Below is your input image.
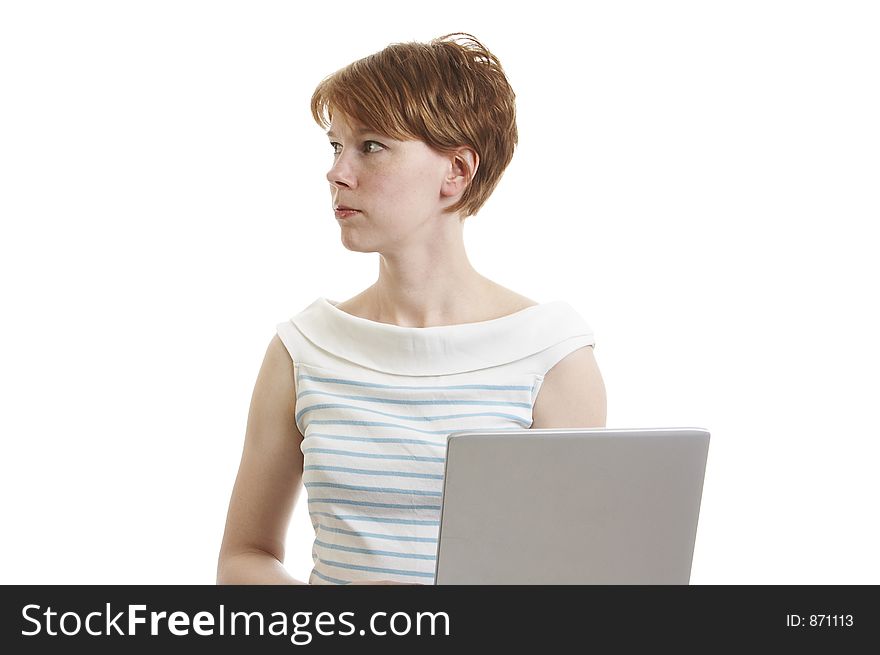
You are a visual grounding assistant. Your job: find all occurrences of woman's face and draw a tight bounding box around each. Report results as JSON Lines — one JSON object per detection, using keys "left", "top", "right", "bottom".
{"left": 325, "top": 112, "right": 454, "bottom": 255}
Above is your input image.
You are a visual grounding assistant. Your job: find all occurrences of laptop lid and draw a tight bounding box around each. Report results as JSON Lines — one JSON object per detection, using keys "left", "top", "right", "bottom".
{"left": 434, "top": 427, "right": 710, "bottom": 584}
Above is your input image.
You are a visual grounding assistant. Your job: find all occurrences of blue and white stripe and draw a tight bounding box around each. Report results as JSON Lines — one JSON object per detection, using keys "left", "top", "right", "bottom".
{"left": 296, "top": 363, "right": 536, "bottom": 585}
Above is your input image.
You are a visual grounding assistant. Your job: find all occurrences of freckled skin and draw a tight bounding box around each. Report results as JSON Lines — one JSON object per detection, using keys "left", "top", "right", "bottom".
{"left": 326, "top": 113, "right": 455, "bottom": 257}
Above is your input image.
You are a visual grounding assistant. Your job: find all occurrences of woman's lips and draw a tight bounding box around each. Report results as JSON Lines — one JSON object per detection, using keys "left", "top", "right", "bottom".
{"left": 334, "top": 208, "right": 360, "bottom": 218}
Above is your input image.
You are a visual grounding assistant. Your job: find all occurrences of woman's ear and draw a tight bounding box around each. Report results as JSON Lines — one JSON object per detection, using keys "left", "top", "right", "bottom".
{"left": 441, "top": 146, "right": 479, "bottom": 198}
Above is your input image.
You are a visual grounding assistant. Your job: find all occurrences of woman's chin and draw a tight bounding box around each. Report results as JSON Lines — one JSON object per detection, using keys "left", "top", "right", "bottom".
{"left": 339, "top": 234, "right": 376, "bottom": 254}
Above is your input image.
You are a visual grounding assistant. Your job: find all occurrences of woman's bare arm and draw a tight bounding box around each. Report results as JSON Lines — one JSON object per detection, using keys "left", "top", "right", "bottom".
{"left": 531, "top": 345, "right": 607, "bottom": 429}
{"left": 216, "top": 334, "right": 307, "bottom": 584}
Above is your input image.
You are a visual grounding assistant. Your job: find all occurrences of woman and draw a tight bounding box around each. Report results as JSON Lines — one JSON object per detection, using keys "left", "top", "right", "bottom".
{"left": 216, "top": 33, "right": 606, "bottom": 585}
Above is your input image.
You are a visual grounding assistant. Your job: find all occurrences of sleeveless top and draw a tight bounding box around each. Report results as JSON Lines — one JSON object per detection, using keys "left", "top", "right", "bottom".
{"left": 276, "top": 297, "right": 595, "bottom": 584}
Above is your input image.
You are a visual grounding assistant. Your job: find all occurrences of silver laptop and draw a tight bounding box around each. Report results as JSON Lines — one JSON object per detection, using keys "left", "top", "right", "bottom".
{"left": 434, "top": 427, "right": 710, "bottom": 585}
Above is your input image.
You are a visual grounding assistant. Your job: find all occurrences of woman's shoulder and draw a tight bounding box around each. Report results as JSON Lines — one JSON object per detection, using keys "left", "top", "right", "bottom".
{"left": 485, "top": 284, "right": 539, "bottom": 317}
{"left": 331, "top": 288, "right": 373, "bottom": 320}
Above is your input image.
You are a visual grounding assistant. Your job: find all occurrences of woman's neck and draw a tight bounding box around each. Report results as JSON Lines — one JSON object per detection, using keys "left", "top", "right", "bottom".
{"left": 368, "top": 252, "right": 493, "bottom": 327}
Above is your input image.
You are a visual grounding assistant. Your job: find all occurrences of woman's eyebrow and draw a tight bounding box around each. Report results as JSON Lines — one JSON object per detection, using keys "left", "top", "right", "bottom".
{"left": 326, "top": 128, "right": 371, "bottom": 138}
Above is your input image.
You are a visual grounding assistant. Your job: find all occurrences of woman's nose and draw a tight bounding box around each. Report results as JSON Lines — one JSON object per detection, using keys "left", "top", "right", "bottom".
{"left": 326, "top": 151, "right": 356, "bottom": 188}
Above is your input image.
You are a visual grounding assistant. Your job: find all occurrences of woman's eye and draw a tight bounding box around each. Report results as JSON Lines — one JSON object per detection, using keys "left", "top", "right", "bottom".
{"left": 329, "top": 140, "right": 384, "bottom": 155}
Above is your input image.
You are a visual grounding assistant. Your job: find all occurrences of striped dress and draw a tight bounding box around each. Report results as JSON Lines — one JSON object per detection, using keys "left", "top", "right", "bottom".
{"left": 276, "top": 297, "right": 595, "bottom": 584}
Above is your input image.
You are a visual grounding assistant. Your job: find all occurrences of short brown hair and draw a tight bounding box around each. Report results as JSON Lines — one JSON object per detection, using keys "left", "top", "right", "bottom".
{"left": 311, "top": 33, "right": 518, "bottom": 218}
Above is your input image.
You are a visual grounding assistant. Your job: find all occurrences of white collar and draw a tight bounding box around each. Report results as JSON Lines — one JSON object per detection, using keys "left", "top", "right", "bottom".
{"left": 287, "top": 297, "right": 593, "bottom": 376}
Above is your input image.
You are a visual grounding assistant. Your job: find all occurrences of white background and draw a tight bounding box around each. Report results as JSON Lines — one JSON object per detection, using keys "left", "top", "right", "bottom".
{"left": 1, "top": 1, "right": 877, "bottom": 584}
